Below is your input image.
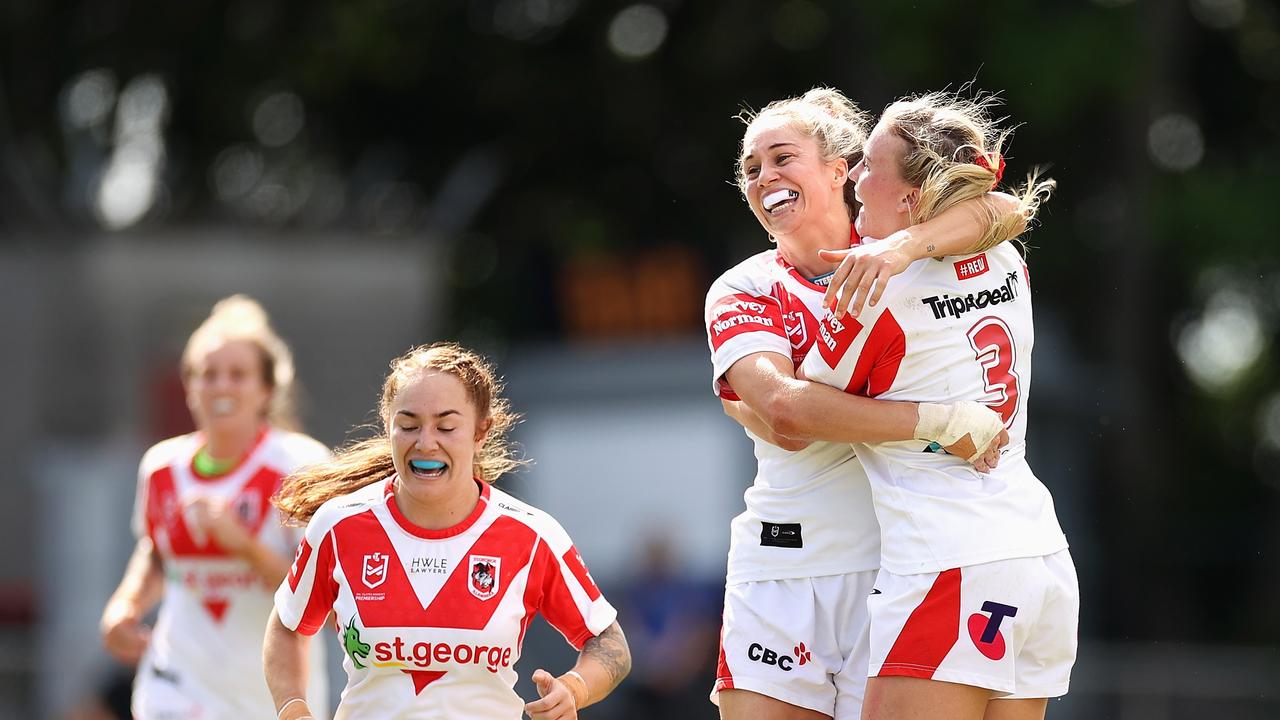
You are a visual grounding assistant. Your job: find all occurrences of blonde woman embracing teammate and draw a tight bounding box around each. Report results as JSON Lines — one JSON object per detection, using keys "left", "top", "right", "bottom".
{"left": 705, "top": 87, "right": 1029, "bottom": 720}
{"left": 800, "top": 93, "right": 1076, "bottom": 720}
{"left": 265, "top": 342, "right": 630, "bottom": 720}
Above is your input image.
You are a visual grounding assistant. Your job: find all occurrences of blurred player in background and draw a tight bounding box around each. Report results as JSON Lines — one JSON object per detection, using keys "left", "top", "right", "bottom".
{"left": 705, "top": 87, "right": 1027, "bottom": 720}
{"left": 800, "top": 93, "right": 1076, "bottom": 720}
{"left": 265, "top": 342, "right": 630, "bottom": 720}
{"left": 99, "top": 295, "right": 330, "bottom": 719}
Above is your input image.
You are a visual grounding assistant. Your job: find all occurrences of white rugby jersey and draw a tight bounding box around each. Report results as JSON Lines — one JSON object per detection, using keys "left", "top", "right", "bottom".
{"left": 705, "top": 246, "right": 881, "bottom": 585}
{"left": 276, "top": 478, "right": 617, "bottom": 720}
{"left": 131, "top": 428, "right": 330, "bottom": 719}
{"left": 800, "top": 244, "right": 1068, "bottom": 575}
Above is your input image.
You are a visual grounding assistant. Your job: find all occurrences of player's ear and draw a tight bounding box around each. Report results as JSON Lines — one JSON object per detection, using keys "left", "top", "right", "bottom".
{"left": 475, "top": 417, "right": 492, "bottom": 446}
{"left": 830, "top": 157, "right": 849, "bottom": 188}
{"left": 901, "top": 186, "right": 920, "bottom": 213}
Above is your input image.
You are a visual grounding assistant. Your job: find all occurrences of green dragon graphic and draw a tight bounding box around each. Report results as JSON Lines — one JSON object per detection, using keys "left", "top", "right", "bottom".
{"left": 343, "top": 615, "right": 371, "bottom": 669}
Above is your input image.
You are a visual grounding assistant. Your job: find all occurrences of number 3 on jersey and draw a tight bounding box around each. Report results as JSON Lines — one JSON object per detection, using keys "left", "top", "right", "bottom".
{"left": 967, "top": 317, "right": 1020, "bottom": 426}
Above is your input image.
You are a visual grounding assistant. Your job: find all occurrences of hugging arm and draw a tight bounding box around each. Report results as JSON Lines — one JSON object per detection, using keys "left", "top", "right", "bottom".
{"left": 823, "top": 192, "right": 1026, "bottom": 317}
{"left": 722, "top": 351, "right": 1005, "bottom": 468}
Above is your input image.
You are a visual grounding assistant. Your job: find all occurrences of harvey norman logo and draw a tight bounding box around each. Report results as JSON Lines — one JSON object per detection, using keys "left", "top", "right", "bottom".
{"left": 711, "top": 299, "right": 774, "bottom": 336}
{"left": 921, "top": 271, "right": 1020, "bottom": 321}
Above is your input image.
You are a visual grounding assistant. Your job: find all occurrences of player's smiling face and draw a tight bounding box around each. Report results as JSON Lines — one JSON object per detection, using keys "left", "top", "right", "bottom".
{"left": 388, "top": 370, "right": 490, "bottom": 506}
{"left": 186, "top": 338, "right": 272, "bottom": 435}
{"left": 740, "top": 116, "right": 848, "bottom": 241}
{"left": 852, "top": 123, "right": 918, "bottom": 240}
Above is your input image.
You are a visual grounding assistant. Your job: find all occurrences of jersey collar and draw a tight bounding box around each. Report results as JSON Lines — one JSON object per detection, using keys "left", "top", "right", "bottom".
{"left": 383, "top": 477, "right": 491, "bottom": 540}
{"left": 189, "top": 425, "right": 271, "bottom": 481}
{"left": 774, "top": 224, "right": 860, "bottom": 292}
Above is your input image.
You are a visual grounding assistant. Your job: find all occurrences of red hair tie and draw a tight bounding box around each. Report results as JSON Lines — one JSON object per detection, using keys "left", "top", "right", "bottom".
{"left": 974, "top": 152, "right": 1005, "bottom": 188}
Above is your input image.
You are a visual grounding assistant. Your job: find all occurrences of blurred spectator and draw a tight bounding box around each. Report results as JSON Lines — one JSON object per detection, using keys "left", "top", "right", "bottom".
{"left": 615, "top": 533, "right": 721, "bottom": 719}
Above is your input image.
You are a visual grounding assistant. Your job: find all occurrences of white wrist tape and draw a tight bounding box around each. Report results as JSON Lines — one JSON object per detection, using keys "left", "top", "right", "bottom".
{"left": 560, "top": 670, "right": 589, "bottom": 708}
{"left": 915, "top": 401, "right": 1003, "bottom": 462}
{"left": 277, "top": 698, "right": 313, "bottom": 720}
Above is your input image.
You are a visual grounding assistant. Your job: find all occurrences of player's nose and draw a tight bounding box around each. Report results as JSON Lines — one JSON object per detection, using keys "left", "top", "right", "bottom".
{"left": 412, "top": 428, "right": 439, "bottom": 451}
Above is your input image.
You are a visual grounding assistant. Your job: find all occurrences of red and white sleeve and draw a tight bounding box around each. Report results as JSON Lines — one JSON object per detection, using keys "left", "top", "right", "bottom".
{"left": 274, "top": 519, "right": 338, "bottom": 635}
{"left": 705, "top": 282, "right": 790, "bottom": 400}
{"left": 532, "top": 528, "right": 617, "bottom": 650}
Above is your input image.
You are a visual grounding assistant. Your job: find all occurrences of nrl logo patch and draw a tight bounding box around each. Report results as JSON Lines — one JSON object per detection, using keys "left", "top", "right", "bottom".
{"left": 233, "top": 493, "right": 261, "bottom": 524}
{"left": 469, "top": 554, "right": 500, "bottom": 600}
{"left": 362, "top": 552, "right": 389, "bottom": 589}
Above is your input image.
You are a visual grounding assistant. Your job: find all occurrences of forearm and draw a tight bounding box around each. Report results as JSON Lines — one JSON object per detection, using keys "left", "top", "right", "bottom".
{"left": 563, "top": 621, "right": 630, "bottom": 709}
{"left": 900, "top": 192, "right": 1024, "bottom": 259}
{"left": 722, "top": 399, "right": 807, "bottom": 451}
{"left": 264, "top": 610, "right": 312, "bottom": 717}
{"left": 767, "top": 379, "right": 919, "bottom": 444}
{"left": 726, "top": 353, "right": 919, "bottom": 444}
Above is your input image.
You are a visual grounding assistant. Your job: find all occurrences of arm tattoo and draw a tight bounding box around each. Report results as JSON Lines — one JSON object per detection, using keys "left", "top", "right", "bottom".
{"left": 582, "top": 621, "right": 631, "bottom": 692}
{"left": 926, "top": 243, "right": 936, "bottom": 254}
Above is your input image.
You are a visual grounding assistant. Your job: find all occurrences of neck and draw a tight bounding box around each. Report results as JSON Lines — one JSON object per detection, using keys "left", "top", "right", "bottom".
{"left": 776, "top": 212, "right": 852, "bottom": 278}
{"left": 394, "top": 476, "right": 481, "bottom": 530}
{"left": 203, "top": 422, "right": 264, "bottom": 462}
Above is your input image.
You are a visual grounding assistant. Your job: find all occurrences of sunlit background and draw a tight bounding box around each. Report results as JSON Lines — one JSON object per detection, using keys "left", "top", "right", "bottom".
{"left": 2, "top": 0, "right": 1279, "bottom": 718}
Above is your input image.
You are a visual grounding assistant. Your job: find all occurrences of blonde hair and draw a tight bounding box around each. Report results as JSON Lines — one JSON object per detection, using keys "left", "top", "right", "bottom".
{"left": 737, "top": 87, "right": 870, "bottom": 217}
{"left": 182, "top": 294, "right": 299, "bottom": 430}
{"left": 274, "top": 342, "right": 526, "bottom": 524}
{"left": 879, "top": 92, "right": 1055, "bottom": 252}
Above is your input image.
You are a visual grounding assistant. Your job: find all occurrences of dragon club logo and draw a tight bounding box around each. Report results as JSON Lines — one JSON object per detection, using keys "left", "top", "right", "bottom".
{"left": 343, "top": 616, "right": 371, "bottom": 669}
{"left": 468, "top": 554, "right": 500, "bottom": 600}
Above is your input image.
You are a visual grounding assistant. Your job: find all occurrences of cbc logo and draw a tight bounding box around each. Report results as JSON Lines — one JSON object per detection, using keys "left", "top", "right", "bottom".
{"left": 746, "top": 642, "right": 796, "bottom": 671}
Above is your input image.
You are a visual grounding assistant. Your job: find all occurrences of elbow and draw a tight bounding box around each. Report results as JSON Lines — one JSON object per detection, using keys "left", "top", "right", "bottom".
{"left": 580, "top": 619, "right": 631, "bottom": 700}
{"left": 719, "top": 399, "right": 738, "bottom": 419}
{"left": 761, "top": 397, "right": 806, "bottom": 439}
{"left": 619, "top": 651, "right": 633, "bottom": 684}
{"left": 609, "top": 620, "right": 634, "bottom": 682}
{"left": 615, "top": 631, "right": 633, "bottom": 683}
{"left": 991, "top": 191, "right": 1028, "bottom": 233}
{"left": 772, "top": 435, "right": 810, "bottom": 453}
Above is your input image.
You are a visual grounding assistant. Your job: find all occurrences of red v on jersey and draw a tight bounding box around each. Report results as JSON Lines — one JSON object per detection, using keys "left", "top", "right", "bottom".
{"left": 145, "top": 467, "right": 205, "bottom": 555}
{"left": 202, "top": 599, "right": 230, "bottom": 622}
{"left": 403, "top": 669, "right": 447, "bottom": 694}
{"left": 276, "top": 480, "right": 618, "bottom": 717}
{"left": 815, "top": 312, "right": 863, "bottom": 370}
{"left": 332, "top": 511, "right": 537, "bottom": 629}
{"left": 843, "top": 310, "right": 906, "bottom": 397}
{"left": 770, "top": 281, "right": 822, "bottom": 368}
{"left": 144, "top": 465, "right": 281, "bottom": 557}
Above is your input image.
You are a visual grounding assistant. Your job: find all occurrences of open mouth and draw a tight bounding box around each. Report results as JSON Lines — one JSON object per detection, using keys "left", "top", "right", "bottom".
{"left": 409, "top": 459, "right": 448, "bottom": 479}
{"left": 763, "top": 189, "right": 798, "bottom": 214}
{"left": 209, "top": 397, "right": 236, "bottom": 416}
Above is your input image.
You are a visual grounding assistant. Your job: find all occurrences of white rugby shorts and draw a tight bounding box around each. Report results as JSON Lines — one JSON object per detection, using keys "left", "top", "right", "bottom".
{"left": 713, "top": 571, "right": 877, "bottom": 719}
{"left": 868, "top": 549, "right": 1078, "bottom": 698}
{"left": 132, "top": 661, "right": 207, "bottom": 720}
